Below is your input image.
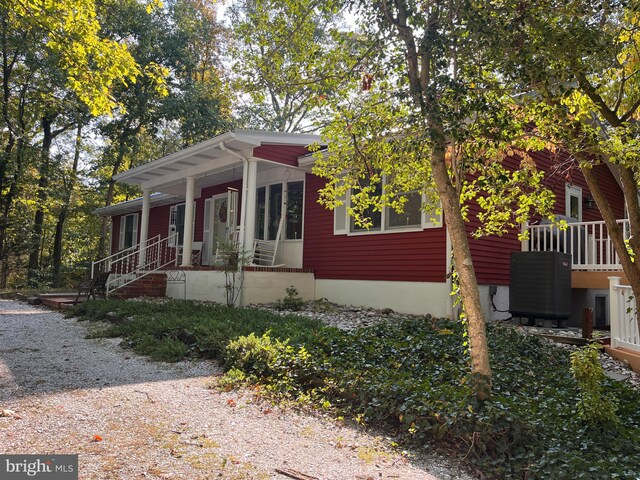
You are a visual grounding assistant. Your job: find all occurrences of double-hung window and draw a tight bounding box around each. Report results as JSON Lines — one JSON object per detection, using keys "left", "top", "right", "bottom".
{"left": 119, "top": 213, "right": 139, "bottom": 250}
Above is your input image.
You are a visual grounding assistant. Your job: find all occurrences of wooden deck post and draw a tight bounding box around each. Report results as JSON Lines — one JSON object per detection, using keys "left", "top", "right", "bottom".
{"left": 582, "top": 307, "right": 593, "bottom": 339}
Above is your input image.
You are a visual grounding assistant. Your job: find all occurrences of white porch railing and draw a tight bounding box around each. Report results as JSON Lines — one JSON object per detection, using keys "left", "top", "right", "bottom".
{"left": 91, "top": 243, "right": 138, "bottom": 279}
{"left": 526, "top": 219, "right": 630, "bottom": 270}
{"left": 92, "top": 233, "right": 178, "bottom": 294}
{"left": 609, "top": 277, "right": 640, "bottom": 353}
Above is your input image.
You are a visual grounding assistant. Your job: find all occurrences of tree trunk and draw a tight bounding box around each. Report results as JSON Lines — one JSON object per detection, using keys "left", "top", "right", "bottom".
{"left": 382, "top": 0, "right": 492, "bottom": 399}
{"left": 581, "top": 163, "right": 640, "bottom": 332}
{"left": 0, "top": 136, "right": 26, "bottom": 288}
{"left": 96, "top": 123, "right": 140, "bottom": 258}
{"left": 431, "top": 141, "right": 492, "bottom": 401}
{"left": 27, "top": 114, "right": 56, "bottom": 285}
{"left": 52, "top": 124, "right": 82, "bottom": 287}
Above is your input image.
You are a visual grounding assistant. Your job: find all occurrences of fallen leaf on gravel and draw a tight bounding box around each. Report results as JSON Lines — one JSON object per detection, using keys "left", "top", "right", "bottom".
{"left": 92, "top": 434, "right": 103, "bottom": 442}
{"left": 227, "top": 399, "right": 236, "bottom": 407}
{"left": 262, "top": 408, "right": 272, "bottom": 414}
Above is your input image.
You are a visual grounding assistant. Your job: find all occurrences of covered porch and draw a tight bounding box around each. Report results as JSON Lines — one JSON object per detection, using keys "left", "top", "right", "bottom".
{"left": 94, "top": 130, "right": 321, "bottom": 299}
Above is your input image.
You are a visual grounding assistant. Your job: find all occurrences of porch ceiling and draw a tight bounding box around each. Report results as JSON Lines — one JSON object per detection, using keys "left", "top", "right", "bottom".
{"left": 114, "top": 129, "right": 321, "bottom": 192}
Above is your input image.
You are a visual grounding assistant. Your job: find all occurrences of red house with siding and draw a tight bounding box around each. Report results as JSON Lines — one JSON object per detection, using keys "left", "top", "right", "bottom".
{"left": 97, "top": 129, "right": 628, "bottom": 324}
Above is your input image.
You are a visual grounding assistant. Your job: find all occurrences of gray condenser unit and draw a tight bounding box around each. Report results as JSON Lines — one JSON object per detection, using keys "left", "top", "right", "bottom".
{"left": 509, "top": 251, "right": 572, "bottom": 320}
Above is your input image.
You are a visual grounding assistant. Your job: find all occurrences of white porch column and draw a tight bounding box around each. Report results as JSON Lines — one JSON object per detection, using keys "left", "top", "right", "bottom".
{"left": 242, "top": 158, "right": 258, "bottom": 256}
{"left": 138, "top": 189, "right": 151, "bottom": 267}
{"left": 521, "top": 221, "right": 529, "bottom": 252}
{"left": 609, "top": 276, "right": 621, "bottom": 348}
{"left": 181, "top": 176, "right": 196, "bottom": 267}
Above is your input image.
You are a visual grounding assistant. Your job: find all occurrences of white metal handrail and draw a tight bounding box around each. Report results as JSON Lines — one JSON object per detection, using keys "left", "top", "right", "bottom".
{"left": 91, "top": 241, "right": 144, "bottom": 279}
{"left": 95, "top": 233, "right": 178, "bottom": 294}
{"left": 609, "top": 277, "right": 640, "bottom": 354}
{"left": 527, "top": 219, "right": 630, "bottom": 271}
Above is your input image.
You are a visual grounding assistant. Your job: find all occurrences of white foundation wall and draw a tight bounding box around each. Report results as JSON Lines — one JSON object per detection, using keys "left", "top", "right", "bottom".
{"left": 165, "top": 270, "right": 315, "bottom": 306}
{"left": 165, "top": 270, "right": 228, "bottom": 303}
{"left": 478, "top": 285, "right": 511, "bottom": 321}
{"left": 242, "top": 271, "right": 315, "bottom": 305}
{"left": 315, "top": 279, "right": 450, "bottom": 316}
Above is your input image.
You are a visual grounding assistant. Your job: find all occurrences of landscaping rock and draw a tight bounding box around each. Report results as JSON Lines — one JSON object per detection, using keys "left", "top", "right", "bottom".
{"left": 26, "top": 296, "right": 41, "bottom": 305}
{"left": 105, "top": 312, "right": 123, "bottom": 323}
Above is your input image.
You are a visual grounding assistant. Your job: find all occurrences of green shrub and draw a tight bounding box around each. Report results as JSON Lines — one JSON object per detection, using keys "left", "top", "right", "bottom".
{"left": 274, "top": 286, "right": 305, "bottom": 311}
{"left": 224, "top": 331, "right": 317, "bottom": 398}
{"left": 570, "top": 341, "right": 619, "bottom": 427}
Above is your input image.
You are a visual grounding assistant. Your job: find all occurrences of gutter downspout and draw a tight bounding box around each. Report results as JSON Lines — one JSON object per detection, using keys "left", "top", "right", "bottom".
{"left": 219, "top": 141, "right": 248, "bottom": 250}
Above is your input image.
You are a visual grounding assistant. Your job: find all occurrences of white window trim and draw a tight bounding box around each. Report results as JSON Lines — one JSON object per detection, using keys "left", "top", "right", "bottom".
{"left": 565, "top": 184, "right": 583, "bottom": 221}
{"left": 118, "top": 213, "right": 139, "bottom": 250}
{"left": 333, "top": 179, "right": 442, "bottom": 236}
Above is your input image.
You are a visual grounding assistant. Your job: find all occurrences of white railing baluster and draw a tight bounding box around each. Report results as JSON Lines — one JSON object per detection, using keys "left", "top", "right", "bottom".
{"left": 526, "top": 219, "right": 631, "bottom": 271}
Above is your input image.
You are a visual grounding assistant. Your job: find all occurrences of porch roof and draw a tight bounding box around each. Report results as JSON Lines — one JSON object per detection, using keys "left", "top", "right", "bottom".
{"left": 95, "top": 193, "right": 182, "bottom": 217}
{"left": 114, "top": 130, "right": 321, "bottom": 193}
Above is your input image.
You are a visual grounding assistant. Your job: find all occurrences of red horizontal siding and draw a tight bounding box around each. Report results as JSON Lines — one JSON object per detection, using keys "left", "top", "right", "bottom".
{"left": 303, "top": 174, "right": 447, "bottom": 282}
{"left": 253, "top": 145, "right": 310, "bottom": 166}
{"left": 111, "top": 215, "right": 121, "bottom": 254}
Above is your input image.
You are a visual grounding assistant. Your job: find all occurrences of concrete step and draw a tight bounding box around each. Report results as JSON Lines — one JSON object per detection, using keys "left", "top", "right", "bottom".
{"left": 605, "top": 345, "right": 640, "bottom": 374}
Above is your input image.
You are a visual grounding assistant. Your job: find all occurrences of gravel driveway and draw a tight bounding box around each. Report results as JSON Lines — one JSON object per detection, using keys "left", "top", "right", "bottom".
{"left": 0, "top": 299, "right": 475, "bottom": 480}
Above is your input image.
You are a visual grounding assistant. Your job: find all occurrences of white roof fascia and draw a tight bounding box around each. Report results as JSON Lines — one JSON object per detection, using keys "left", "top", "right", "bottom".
{"left": 114, "top": 131, "right": 240, "bottom": 183}
{"left": 114, "top": 130, "right": 322, "bottom": 186}
{"left": 95, "top": 193, "right": 182, "bottom": 217}
{"left": 235, "top": 129, "right": 322, "bottom": 146}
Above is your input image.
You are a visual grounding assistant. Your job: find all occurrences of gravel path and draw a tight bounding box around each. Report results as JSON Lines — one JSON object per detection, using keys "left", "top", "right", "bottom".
{"left": 0, "top": 299, "right": 475, "bottom": 480}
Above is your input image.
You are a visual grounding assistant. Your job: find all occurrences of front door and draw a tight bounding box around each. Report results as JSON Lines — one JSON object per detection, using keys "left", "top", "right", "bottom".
{"left": 202, "top": 189, "right": 239, "bottom": 265}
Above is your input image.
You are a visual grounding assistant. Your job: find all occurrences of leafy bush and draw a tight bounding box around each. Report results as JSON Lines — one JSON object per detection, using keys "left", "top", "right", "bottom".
{"left": 571, "top": 341, "right": 619, "bottom": 427}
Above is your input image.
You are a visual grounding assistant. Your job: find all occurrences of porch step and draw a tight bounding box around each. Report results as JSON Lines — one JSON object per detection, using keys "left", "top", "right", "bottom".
{"left": 111, "top": 273, "right": 167, "bottom": 299}
{"left": 604, "top": 345, "right": 640, "bottom": 374}
{"left": 39, "top": 295, "right": 78, "bottom": 310}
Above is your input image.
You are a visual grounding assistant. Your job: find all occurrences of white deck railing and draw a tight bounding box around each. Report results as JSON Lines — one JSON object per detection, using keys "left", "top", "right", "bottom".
{"left": 526, "top": 219, "right": 630, "bottom": 270}
{"left": 609, "top": 277, "right": 640, "bottom": 353}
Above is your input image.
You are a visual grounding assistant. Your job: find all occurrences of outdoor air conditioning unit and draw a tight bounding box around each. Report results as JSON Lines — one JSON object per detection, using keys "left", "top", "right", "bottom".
{"left": 509, "top": 251, "right": 572, "bottom": 323}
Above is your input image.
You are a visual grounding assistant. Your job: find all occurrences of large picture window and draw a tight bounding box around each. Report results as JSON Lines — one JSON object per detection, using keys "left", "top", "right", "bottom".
{"left": 255, "top": 181, "right": 305, "bottom": 241}
{"left": 286, "top": 181, "right": 304, "bottom": 239}
{"left": 334, "top": 177, "right": 441, "bottom": 235}
{"left": 350, "top": 179, "right": 382, "bottom": 232}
